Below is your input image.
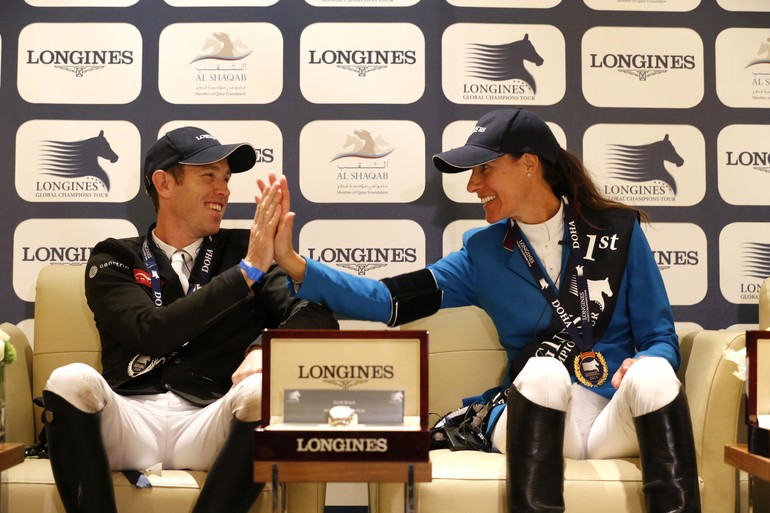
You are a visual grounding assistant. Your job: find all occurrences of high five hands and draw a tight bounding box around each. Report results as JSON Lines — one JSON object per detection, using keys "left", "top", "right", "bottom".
{"left": 255, "top": 172, "right": 307, "bottom": 283}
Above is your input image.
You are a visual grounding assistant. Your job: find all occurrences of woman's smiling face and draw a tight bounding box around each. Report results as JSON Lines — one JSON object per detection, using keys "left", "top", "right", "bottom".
{"left": 465, "top": 153, "right": 538, "bottom": 224}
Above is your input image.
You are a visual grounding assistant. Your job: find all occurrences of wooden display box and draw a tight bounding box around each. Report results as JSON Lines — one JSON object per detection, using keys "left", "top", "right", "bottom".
{"left": 746, "top": 330, "right": 770, "bottom": 457}
{"left": 254, "top": 329, "right": 430, "bottom": 468}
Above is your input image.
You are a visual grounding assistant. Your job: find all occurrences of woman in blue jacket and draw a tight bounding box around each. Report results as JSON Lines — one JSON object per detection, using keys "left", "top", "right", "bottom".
{"left": 265, "top": 108, "right": 700, "bottom": 513}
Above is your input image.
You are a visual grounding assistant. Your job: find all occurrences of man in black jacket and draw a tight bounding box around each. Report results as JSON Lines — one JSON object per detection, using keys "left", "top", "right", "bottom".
{"left": 42, "top": 126, "right": 338, "bottom": 513}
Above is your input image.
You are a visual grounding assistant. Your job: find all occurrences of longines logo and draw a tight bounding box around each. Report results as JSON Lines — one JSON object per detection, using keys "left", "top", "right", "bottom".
{"left": 26, "top": 49, "right": 134, "bottom": 77}
{"left": 296, "top": 437, "right": 387, "bottom": 453}
{"left": 652, "top": 250, "right": 700, "bottom": 271}
{"left": 733, "top": 241, "right": 770, "bottom": 300}
{"left": 299, "top": 24, "right": 425, "bottom": 104}
{"left": 308, "top": 49, "right": 417, "bottom": 77}
{"left": 300, "top": 220, "right": 425, "bottom": 280}
{"left": 17, "top": 120, "right": 140, "bottom": 203}
{"left": 742, "top": 242, "right": 770, "bottom": 280}
{"left": 584, "top": 124, "right": 705, "bottom": 208}
{"left": 725, "top": 150, "right": 770, "bottom": 173}
{"left": 584, "top": 0, "right": 699, "bottom": 10}
{"left": 642, "top": 223, "right": 707, "bottom": 306}
{"left": 719, "top": 224, "right": 770, "bottom": 304}
{"left": 465, "top": 35, "right": 541, "bottom": 96}
{"left": 20, "top": 246, "right": 92, "bottom": 263}
{"left": 603, "top": 134, "right": 683, "bottom": 199}
{"left": 588, "top": 53, "right": 696, "bottom": 81}
{"left": 461, "top": 34, "right": 543, "bottom": 101}
{"left": 18, "top": 24, "right": 142, "bottom": 104}
{"left": 254, "top": 148, "right": 275, "bottom": 163}
{"left": 442, "top": 24, "right": 565, "bottom": 106}
{"left": 306, "top": 247, "right": 417, "bottom": 275}
{"left": 297, "top": 364, "right": 394, "bottom": 389}
{"left": 34, "top": 130, "right": 118, "bottom": 197}
{"left": 717, "top": 125, "right": 770, "bottom": 206}
{"left": 582, "top": 27, "right": 703, "bottom": 108}
{"left": 13, "top": 218, "right": 138, "bottom": 302}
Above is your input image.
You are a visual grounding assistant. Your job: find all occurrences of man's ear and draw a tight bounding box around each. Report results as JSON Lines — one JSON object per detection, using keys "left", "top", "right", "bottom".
{"left": 151, "top": 170, "right": 172, "bottom": 199}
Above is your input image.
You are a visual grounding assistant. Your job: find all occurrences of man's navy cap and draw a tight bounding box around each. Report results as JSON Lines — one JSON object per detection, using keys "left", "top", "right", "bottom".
{"left": 143, "top": 126, "right": 257, "bottom": 193}
{"left": 433, "top": 109, "right": 561, "bottom": 174}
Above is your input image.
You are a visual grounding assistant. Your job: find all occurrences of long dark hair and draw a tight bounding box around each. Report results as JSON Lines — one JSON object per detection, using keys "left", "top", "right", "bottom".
{"left": 542, "top": 148, "right": 649, "bottom": 224}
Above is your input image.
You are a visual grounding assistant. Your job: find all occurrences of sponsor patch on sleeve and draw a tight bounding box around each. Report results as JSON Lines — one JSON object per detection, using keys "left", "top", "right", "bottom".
{"left": 133, "top": 269, "right": 152, "bottom": 287}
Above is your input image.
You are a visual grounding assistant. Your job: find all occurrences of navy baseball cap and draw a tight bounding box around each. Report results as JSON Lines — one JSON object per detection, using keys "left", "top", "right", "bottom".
{"left": 143, "top": 126, "right": 257, "bottom": 193}
{"left": 433, "top": 109, "right": 561, "bottom": 174}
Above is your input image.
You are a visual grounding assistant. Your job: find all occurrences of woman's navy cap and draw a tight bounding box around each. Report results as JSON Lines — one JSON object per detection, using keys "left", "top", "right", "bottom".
{"left": 433, "top": 109, "right": 561, "bottom": 174}
{"left": 143, "top": 126, "right": 257, "bottom": 193}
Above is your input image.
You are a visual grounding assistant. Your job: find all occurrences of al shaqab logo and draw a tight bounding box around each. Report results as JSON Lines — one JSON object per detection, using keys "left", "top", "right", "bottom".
{"left": 190, "top": 32, "right": 252, "bottom": 97}
{"left": 746, "top": 37, "right": 770, "bottom": 75}
{"left": 190, "top": 32, "right": 252, "bottom": 64}
{"left": 35, "top": 130, "right": 118, "bottom": 198}
{"left": 330, "top": 128, "right": 394, "bottom": 204}
{"left": 331, "top": 129, "right": 394, "bottom": 165}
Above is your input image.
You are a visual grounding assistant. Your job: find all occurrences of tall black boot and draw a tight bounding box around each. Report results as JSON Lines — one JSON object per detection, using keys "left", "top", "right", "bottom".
{"left": 42, "top": 390, "right": 118, "bottom": 513}
{"left": 191, "top": 418, "right": 266, "bottom": 513}
{"left": 506, "top": 386, "right": 566, "bottom": 513}
{"left": 634, "top": 389, "right": 701, "bottom": 513}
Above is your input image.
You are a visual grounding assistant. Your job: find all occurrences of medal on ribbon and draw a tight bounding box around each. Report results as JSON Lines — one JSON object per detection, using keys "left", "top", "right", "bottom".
{"left": 573, "top": 351, "right": 608, "bottom": 387}
{"left": 508, "top": 198, "right": 623, "bottom": 388}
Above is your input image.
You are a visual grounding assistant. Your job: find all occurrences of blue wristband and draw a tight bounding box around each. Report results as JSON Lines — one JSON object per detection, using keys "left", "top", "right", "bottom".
{"left": 240, "top": 259, "right": 265, "bottom": 282}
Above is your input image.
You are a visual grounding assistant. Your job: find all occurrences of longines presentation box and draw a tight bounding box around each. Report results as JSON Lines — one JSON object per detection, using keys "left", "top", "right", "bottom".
{"left": 254, "top": 329, "right": 430, "bottom": 463}
{"left": 746, "top": 330, "right": 770, "bottom": 454}
{"left": 746, "top": 330, "right": 770, "bottom": 457}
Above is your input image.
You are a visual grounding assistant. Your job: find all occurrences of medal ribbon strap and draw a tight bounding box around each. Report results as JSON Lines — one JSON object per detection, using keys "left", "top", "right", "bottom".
{"left": 510, "top": 198, "right": 594, "bottom": 353}
{"left": 141, "top": 227, "right": 216, "bottom": 301}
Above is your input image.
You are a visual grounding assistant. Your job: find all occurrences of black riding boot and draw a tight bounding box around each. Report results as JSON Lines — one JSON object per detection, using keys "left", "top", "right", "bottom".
{"left": 42, "top": 390, "right": 118, "bottom": 513}
{"left": 506, "top": 386, "right": 566, "bottom": 513}
{"left": 191, "top": 418, "right": 266, "bottom": 513}
{"left": 634, "top": 389, "right": 701, "bottom": 513}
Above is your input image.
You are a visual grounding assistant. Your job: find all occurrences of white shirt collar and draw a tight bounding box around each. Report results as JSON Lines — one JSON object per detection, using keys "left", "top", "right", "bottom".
{"left": 516, "top": 201, "right": 564, "bottom": 243}
{"left": 151, "top": 230, "right": 203, "bottom": 261}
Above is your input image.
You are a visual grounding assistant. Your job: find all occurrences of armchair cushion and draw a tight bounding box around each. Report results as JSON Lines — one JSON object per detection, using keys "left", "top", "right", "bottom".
{"left": 369, "top": 307, "right": 745, "bottom": 513}
{"left": 1, "top": 264, "right": 325, "bottom": 513}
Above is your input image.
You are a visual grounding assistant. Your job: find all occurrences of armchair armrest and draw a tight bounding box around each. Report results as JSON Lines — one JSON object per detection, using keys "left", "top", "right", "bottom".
{"left": 2, "top": 322, "right": 35, "bottom": 445}
{"left": 681, "top": 328, "right": 745, "bottom": 513}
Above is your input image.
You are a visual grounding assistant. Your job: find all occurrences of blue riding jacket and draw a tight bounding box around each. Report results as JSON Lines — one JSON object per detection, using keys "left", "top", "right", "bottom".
{"left": 290, "top": 217, "right": 679, "bottom": 399}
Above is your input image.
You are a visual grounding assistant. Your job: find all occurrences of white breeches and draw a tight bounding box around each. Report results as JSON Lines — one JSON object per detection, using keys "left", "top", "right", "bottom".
{"left": 45, "top": 362, "right": 262, "bottom": 471}
{"left": 491, "top": 356, "right": 681, "bottom": 460}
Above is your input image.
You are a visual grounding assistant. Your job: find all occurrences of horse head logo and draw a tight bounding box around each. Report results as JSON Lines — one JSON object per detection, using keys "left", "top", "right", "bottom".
{"left": 568, "top": 276, "right": 613, "bottom": 312}
{"left": 756, "top": 37, "right": 770, "bottom": 60}
{"left": 606, "top": 134, "right": 683, "bottom": 195}
{"left": 330, "top": 130, "right": 394, "bottom": 162}
{"left": 747, "top": 38, "right": 770, "bottom": 68}
{"left": 466, "top": 34, "right": 544, "bottom": 93}
{"left": 40, "top": 130, "right": 118, "bottom": 191}
{"left": 741, "top": 242, "right": 770, "bottom": 279}
{"left": 190, "top": 32, "right": 252, "bottom": 63}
